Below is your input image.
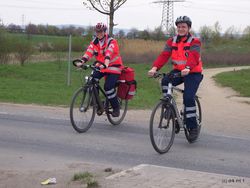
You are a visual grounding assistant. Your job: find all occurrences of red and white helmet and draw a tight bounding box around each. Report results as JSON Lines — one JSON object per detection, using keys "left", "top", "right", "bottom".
{"left": 94, "top": 22, "right": 107, "bottom": 32}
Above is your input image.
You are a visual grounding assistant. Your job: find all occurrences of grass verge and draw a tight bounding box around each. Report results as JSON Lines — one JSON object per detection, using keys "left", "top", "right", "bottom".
{"left": 0, "top": 61, "right": 167, "bottom": 109}
{"left": 2, "top": 62, "right": 249, "bottom": 109}
{"left": 72, "top": 172, "right": 98, "bottom": 187}
{"left": 213, "top": 68, "right": 250, "bottom": 97}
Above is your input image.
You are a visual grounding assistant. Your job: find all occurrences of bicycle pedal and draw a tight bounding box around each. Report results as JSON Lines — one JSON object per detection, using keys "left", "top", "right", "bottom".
{"left": 97, "top": 109, "right": 104, "bottom": 116}
{"left": 106, "top": 110, "right": 112, "bottom": 114}
{"left": 161, "top": 125, "right": 169, "bottom": 129}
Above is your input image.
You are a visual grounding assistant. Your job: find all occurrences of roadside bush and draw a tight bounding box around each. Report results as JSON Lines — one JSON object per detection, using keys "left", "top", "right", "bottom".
{"left": 243, "top": 26, "right": 250, "bottom": 40}
{"left": 36, "top": 36, "right": 86, "bottom": 52}
{"left": 119, "top": 39, "right": 164, "bottom": 64}
{"left": 0, "top": 28, "right": 11, "bottom": 64}
{"left": 72, "top": 36, "right": 85, "bottom": 52}
{"left": 203, "top": 52, "right": 250, "bottom": 67}
{"left": 52, "top": 40, "right": 67, "bottom": 51}
{"left": 36, "top": 42, "right": 54, "bottom": 52}
{"left": 14, "top": 39, "right": 33, "bottom": 66}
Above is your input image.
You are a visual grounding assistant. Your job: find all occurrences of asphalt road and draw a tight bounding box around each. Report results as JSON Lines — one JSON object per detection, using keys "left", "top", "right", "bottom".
{"left": 0, "top": 113, "right": 250, "bottom": 178}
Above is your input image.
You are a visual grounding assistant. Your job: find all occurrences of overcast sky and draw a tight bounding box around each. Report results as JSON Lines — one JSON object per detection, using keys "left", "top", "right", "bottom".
{"left": 1, "top": 0, "right": 250, "bottom": 33}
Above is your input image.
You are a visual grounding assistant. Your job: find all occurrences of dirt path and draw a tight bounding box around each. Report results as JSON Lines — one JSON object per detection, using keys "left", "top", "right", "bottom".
{"left": 198, "top": 66, "right": 250, "bottom": 138}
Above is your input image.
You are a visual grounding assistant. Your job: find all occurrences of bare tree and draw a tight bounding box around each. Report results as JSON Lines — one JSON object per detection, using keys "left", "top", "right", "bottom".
{"left": 83, "top": 0, "right": 127, "bottom": 36}
{"left": 15, "top": 40, "right": 33, "bottom": 66}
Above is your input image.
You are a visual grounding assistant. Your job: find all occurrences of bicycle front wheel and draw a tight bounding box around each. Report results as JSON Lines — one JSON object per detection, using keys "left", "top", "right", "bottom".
{"left": 70, "top": 87, "right": 96, "bottom": 133}
{"left": 195, "top": 96, "right": 202, "bottom": 136}
{"left": 149, "top": 100, "right": 176, "bottom": 154}
{"left": 107, "top": 98, "right": 128, "bottom": 126}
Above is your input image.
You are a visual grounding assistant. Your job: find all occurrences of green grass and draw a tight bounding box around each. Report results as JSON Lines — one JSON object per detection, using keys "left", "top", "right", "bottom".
{"left": 4, "top": 33, "right": 89, "bottom": 53}
{"left": 213, "top": 68, "right": 250, "bottom": 97}
{"left": 72, "top": 172, "right": 98, "bottom": 187}
{"left": 0, "top": 62, "right": 74, "bottom": 105}
{"left": 0, "top": 61, "right": 166, "bottom": 109}
{"left": 1, "top": 61, "right": 250, "bottom": 109}
{"left": 6, "top": 33, "right": 83, "bottom": 45}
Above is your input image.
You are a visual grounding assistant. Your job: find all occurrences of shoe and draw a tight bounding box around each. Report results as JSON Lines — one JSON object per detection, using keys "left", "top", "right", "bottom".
{"left": 188, "top": 127, "right": 199, "bottom": 143}
{"left": 112, "top": 107, "right": 120, "bottom": 117}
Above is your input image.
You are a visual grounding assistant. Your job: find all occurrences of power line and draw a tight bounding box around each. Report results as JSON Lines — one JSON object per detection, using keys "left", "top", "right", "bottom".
{"left": 153, "top": 0, "right": 185, "bottom": 33}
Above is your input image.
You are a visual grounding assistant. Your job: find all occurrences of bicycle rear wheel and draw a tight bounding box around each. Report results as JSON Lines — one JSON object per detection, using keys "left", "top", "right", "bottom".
{"left": 106, "top": 98, "right": 128, "bottom": 125}
{"left": 149, "top": 100, "right": 176, "bottom": 154}
{"left": 70, "top": 87, "right": 96, "bottom": 133}
{"left": 185, "top": 96, "right": 202, "bottom": 142}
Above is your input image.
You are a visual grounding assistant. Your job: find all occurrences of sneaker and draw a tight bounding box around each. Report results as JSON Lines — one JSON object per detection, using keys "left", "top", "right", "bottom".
{"left": 188, "top": 127, "right": 199, "bottom": 143}
{"left": 112, "top": 107, "right": 120, "bottom": 117}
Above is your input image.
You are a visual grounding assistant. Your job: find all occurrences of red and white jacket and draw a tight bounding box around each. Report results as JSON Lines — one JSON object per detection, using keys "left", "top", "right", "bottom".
{"left": 153, "top": 34, "right": 203, "bottom": 73}
{"left": 82, "top": 34, "right": 123, "bottom": 74}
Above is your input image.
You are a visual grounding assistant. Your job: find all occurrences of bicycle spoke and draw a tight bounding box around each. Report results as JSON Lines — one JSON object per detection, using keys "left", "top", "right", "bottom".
{"left": 150, "top": 101, "right": 175, "bottom": 154}
{"left": 70, "top": 87, "right": 96, "bottom": 133}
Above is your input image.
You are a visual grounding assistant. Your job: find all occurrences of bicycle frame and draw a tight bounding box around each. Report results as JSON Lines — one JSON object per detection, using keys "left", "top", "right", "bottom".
{"left": 84, "top": 73, "right": 110, "bottom": 115}
{"left": 164, "top": 85, "right": 186, "bottom": 130}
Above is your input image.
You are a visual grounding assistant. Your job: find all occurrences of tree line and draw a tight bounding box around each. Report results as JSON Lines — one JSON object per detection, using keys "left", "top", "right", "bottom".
{"left": 6, "top": 23, "right": 88, "bottom": 37}
{"left": 1, "top": 20, "right": 250, "bottom": 66}
{"left": 4, "top": 22, "right": 250, "bottom": 42}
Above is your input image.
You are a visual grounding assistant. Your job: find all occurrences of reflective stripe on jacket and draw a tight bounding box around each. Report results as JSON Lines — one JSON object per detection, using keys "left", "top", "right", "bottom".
{"left": 82, "top": 35, "right": 123, "bottom": 74}
{"left": 153, "top": 34, "right": 203, "bottom": 73}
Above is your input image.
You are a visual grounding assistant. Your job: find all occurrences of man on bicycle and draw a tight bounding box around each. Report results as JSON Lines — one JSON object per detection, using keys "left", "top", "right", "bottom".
{"left": 76, "top": 22, "right": 123, "bottom": 117}
{"left": 148, "top": 16, "right": 203, "bottom": 142}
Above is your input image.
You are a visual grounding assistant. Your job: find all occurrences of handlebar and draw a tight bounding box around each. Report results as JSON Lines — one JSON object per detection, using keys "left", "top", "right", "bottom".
{"left": 153, "top": 71, "right": 184, "bottom": 93}
{"left": 153, "top": 72, "right": 182, "bottom": 79}
{"left": 72, "top": 59, "right": 84, "bottom": 67}
{"left": 72, "top": 59, "right": 106, "bottom": 71}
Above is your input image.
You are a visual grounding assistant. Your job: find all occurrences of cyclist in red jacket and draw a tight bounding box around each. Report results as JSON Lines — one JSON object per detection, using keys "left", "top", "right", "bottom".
{"left": 148, "top": 16, "right": 203, "bottom": 142}
{"left": 76, "top": 22, "right": 123, "bottom": 117}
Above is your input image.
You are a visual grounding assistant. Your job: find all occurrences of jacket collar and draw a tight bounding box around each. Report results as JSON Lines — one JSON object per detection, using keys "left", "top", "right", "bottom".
{"left": 176, "top": 33, "right": 191, "bottom": 43}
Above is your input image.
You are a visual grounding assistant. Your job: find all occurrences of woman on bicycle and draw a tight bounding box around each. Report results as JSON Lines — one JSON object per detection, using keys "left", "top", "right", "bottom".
{"left": 148, "top": 16, "right": 203, "bottom": 142}
{"left": 76, "top": 22, "right": 123, "bottom": 117}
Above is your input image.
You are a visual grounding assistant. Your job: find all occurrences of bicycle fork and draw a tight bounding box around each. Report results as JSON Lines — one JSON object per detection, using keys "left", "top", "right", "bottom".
{"left": 171, "top": 99, "right": 186, "bottom": 131}
{"left": 92, "top": 85, "right": 105, "bottom": 115}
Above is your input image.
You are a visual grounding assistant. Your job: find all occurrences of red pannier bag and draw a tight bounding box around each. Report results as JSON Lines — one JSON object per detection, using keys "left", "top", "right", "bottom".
{"left": 117, "top": 67, "right": 136, "bottom": 100}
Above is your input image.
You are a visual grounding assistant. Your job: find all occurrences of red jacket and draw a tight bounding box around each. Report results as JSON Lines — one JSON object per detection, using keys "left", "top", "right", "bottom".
{"left": 82, "top": 34, "right": 123, "bottom": 74}
{"left": 153, "top": 34, "right": 203, "bottom": 73}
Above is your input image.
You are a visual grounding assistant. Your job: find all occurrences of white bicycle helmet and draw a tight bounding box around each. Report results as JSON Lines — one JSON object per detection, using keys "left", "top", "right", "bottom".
{"left": 175, "top": 16, "right": 192, "bottom": 27}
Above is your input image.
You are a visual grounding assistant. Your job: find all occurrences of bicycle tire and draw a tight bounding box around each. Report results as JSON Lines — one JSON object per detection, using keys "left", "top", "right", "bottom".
{"left": 195, "top": 96, "right": 202, "bottom": 136}
{"left": 70, "top": 87, "right": 96, "bottom": 133}
{"left": 106, "top": 98, "right": 128, "bottom": 126}
{"left": 149, "top": 100, "right": 176, "bottom": 154}
{"left": 184, "top": 96, "right": 202, "bottom": 142}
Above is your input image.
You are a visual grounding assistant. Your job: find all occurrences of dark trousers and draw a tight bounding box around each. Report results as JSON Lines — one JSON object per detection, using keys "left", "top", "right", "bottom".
{"left": 92, "top": 71, "right": 120, "bottom": 109}
{"left": 161, "top": 69, "right": 203, "bottom": 129}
